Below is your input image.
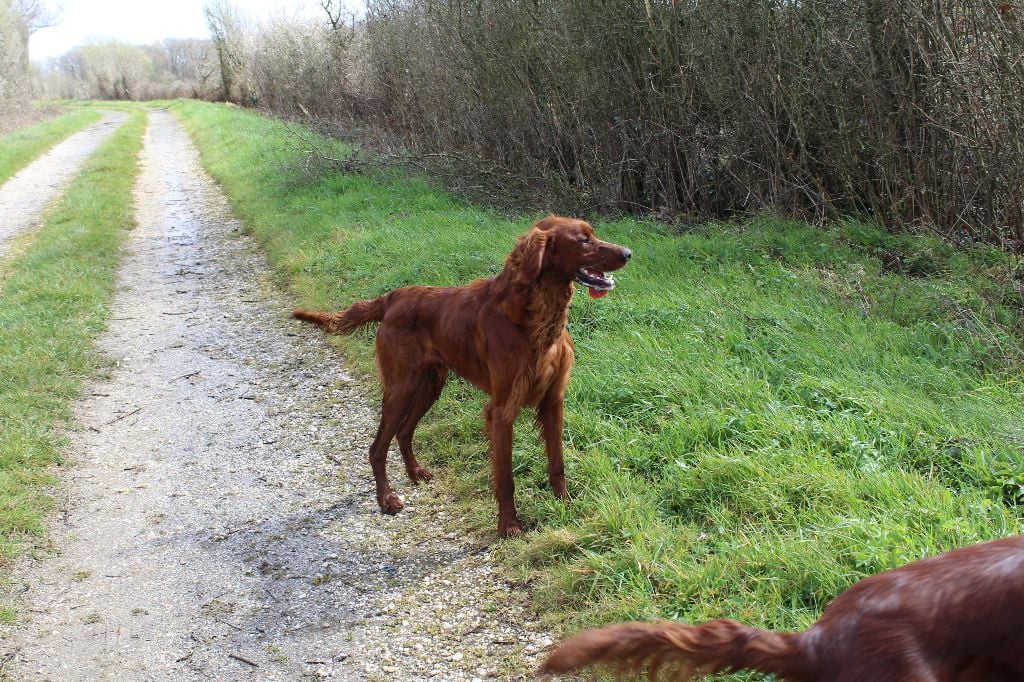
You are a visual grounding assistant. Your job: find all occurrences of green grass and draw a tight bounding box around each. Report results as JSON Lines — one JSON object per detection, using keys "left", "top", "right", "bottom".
{"left": 0, "top": 108, "right": 102, "bottom": 186}
{"left": 0, "top": 109, "right": 147, "bottom": 604}
{"left": 170, "top": 99, "right": 1024, "bottom": 671}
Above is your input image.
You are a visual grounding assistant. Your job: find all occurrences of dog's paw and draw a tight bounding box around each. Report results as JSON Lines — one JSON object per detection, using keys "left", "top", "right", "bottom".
{"left": 551, "top": 480, "right": 568, "bottom": 500}
{"left": 378, "top": 493, "right": 404, "bottom": 515}
{"left": 498, "top": 519, "right": 524, "bottom": 538}
{"left": 409, "top": 466, "right": 434, "bottom": 483}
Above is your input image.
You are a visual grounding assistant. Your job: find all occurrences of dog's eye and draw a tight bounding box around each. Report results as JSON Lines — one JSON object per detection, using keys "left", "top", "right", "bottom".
{"left": 580, "top": 236, "right": 591, "bottom": 244}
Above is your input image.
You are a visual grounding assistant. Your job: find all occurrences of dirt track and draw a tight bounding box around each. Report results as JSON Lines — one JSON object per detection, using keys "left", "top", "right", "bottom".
{"left": 0, "top": 111, "right": 127, "bottom": 260}
{"left": 1, "top": 110, "right": 548, "bottom": 680}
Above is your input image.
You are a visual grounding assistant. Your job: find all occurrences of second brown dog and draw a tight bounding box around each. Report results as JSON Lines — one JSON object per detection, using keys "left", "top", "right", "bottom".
{"left": 543, "top": 534, "right": 1024, "bottom": 681}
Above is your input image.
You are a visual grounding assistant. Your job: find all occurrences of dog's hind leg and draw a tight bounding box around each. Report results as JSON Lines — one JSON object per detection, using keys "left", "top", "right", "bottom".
{"left": 368, "top": 405, "right": 404, "bottom": 514}
{"left": 369, "top": 328, "right": 425, "bottom": 514}
{"left": 396, "top": 367, "right": 446, "bottom": 484}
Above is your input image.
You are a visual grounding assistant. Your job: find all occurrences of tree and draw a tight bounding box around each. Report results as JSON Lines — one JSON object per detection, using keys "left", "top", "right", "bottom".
{"left": 203, "top": 0, "right": 245, "bottom": 102}
{"left": 0, "top": 0, "right": 57, "bottom": 112}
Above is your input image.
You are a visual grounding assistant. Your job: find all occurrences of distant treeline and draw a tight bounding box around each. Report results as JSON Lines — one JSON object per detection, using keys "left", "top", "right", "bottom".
{"left": 36, "top": 38, "right": 221, "bottom": 101}
{"left": 46, "top": 1, "right": 1024, "bottom": 243}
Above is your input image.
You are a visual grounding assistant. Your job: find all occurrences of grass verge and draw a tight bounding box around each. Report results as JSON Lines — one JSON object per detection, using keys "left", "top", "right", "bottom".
{"left": 0, "top": 109, "right": 147, "bottom": 622}
{"left": 0, "top": 108, "right": 102, "bottom": 186}
{"left": 171, "top": 99, "right": 1023, "bottom": 670}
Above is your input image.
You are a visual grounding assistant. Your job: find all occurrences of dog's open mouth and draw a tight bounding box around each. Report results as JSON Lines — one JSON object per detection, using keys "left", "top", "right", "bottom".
{"left": 575, "top": 267, "right": 615, "bottom": 298}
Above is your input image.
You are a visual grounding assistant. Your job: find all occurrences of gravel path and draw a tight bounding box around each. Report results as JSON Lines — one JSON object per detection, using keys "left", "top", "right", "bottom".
{"left": 1, "top": 110, "right": 549, "bottom": 680}
{"left": 0, "top": 111, "right": 128, "bottom": 259}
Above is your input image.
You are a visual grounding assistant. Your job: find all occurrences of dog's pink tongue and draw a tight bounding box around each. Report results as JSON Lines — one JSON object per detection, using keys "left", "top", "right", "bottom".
{"left": 588, "top": 288, "right": 609, "bottom": 299}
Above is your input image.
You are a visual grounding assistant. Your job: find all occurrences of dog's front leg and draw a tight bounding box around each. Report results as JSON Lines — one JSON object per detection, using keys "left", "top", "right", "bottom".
{"left": 537, "top": 392, "right": 567, "bottom": 500}
{"left": 485, "top": 400, "right": 523, "bottom": 538}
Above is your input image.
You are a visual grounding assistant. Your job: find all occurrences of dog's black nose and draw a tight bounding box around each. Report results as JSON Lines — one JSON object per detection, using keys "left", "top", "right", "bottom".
{"left": 621, "top": 248, "right": 632, "bottom": 262}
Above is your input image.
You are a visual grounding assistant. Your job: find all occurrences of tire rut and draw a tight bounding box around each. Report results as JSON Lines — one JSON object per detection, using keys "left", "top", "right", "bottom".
{"left": 0, "top": 111, "right": 128, "bottom": 260}
{"left": 1, "top": 110, "right": 548, "bottom": 681}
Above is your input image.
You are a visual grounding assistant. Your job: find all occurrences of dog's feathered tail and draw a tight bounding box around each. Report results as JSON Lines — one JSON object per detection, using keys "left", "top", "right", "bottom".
{"left": 541, "top": 619, "right": 808, "bottom": 681}
{"left": 293, "top": 296, "right": 388, "bottom": 335}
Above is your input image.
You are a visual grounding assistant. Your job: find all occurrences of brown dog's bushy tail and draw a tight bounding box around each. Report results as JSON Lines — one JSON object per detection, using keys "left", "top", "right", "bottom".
{"left": 293, "top": 296, "right": 388, "bottom": 335}
{"left": 541, "top": 619, "right": 808, "bottom": 681}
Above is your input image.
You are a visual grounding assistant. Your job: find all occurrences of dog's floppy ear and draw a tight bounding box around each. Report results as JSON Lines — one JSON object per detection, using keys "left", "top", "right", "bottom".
{"left": 511, "top": 227, "right": 549, "bottom": 282}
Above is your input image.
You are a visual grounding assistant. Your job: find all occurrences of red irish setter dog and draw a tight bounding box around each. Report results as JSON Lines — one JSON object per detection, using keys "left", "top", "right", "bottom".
{"left": 294, "top": 216, "right": 631, "bottom": 537}
{"left": 543, "top": 535, "right": 1024, "bottom": 681}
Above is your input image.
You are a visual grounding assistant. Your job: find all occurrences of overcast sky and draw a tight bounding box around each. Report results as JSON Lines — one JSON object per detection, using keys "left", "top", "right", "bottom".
{"left": 29, "top": 0, "right": 361, "bottom": 62}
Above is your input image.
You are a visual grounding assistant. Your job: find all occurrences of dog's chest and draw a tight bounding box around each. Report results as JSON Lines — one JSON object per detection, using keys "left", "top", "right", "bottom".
{"left": 529, "top": 341, "right": 570, "bottom": 403}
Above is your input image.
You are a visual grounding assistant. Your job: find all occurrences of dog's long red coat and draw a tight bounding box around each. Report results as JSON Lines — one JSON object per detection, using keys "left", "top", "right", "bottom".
{"left": 295, "top": 216, "right": 630, "bottom": 537}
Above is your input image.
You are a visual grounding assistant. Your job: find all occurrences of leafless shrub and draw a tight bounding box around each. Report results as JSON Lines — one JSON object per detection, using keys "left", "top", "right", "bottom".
{"left": 219, "top": 0, "right": 1024, "bottom": 241}
{"left": 241, "top": 12, "right": 358, "bottom": 118}
{"left": 279, "top": 0, "right": 1013, "bottom": 243}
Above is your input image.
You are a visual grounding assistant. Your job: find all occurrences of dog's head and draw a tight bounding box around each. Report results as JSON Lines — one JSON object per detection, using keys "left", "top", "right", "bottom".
{"left": 511, "top": 216, "right": 631, "bottom": 296}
